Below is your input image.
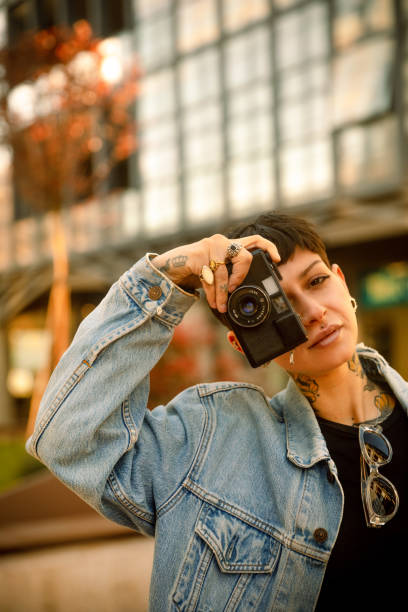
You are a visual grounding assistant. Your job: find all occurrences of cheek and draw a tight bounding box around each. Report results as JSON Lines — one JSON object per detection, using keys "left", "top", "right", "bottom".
{"left": 273, "top": 353, "right": 290, "bottom": 371}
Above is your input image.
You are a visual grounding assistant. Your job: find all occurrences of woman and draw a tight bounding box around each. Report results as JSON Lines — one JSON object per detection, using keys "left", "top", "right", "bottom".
{"left": 27, "top": 213, "right": 408, "bottom": 610}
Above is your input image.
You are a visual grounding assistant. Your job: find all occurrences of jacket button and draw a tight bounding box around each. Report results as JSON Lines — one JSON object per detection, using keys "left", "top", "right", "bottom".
{"left": 314, "top": 528, "right": 328, "bottom": 544}
{"left": 148, "top": 286, "right": 162, "bottom": 300}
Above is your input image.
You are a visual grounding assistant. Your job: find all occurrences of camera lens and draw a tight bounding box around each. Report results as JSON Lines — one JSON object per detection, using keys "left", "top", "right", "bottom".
{"left": 240, "top": 298, "right": 257, "bottom": 316}
{"left": 228, "top": 285, "right": 270, "bottom": 328}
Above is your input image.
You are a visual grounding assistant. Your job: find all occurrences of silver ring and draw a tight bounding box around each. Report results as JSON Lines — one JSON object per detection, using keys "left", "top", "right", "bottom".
{"left": 225, "top": 242, "right": 243, "bottom": 260}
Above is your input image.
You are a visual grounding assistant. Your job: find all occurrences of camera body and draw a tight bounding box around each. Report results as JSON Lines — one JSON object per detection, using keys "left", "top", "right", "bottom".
{"left": 225, "top": 249, "right": 308, "bottom": 368}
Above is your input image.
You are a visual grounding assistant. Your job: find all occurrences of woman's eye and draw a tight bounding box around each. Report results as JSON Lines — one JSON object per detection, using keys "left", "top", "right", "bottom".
{"left": 310, "top": 275, "right": 329, "bottom": 287}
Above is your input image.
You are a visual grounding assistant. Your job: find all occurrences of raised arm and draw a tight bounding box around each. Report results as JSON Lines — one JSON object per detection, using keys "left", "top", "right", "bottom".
{"left": 26, "top": 235, "right": 279, "bottom": 535}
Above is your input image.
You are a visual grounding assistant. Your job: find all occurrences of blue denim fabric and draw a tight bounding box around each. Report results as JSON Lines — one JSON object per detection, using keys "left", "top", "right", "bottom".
{"left": 27, "top": 255, "right": 408, "bottom": 611}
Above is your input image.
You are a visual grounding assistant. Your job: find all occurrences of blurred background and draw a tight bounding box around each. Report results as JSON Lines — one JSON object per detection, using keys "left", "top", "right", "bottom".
{"left": 0, "top": 0, "right": 407, "bottom": 610}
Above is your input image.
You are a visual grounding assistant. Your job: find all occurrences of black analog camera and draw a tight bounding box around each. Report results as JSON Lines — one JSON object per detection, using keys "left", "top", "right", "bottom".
{"left": 225, "top": 249, "right": 308, "bottom": 368}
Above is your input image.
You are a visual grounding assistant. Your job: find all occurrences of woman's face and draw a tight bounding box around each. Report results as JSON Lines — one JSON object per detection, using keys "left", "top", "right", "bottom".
{"left": 273, "top": 247, "right": 358, "bottom": 377}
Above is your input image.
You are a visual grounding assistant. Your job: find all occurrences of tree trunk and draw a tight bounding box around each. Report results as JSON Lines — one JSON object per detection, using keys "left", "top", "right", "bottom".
{"left": 26, "top": 211, "right": 71, "bottom": 439}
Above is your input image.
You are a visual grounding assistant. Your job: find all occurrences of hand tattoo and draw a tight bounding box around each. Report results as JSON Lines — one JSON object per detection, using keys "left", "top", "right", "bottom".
{"left": 158, "top": 255, "right": 188, "bottom": 274}
{"left": 158, "top": 258, "right": 170, "bottom": 274}
{"left": 172, "top": 255, "right": 188, "bottom": 268}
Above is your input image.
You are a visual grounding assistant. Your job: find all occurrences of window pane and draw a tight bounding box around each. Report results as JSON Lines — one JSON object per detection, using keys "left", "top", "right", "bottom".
{"left": 280, "top": 139, "right": 333, "bottom": 204}
{"left": 276, "top": 2, "right": 328, "bottom": 70}
{"left": 224, "top": 27, "right": 270, "bottom": 90}
{"left": 274, "top": 0, "right": 300, "bottom": 8}
{"left": 140, "top": 146, "right": 178, "bottom": 181}
{"left": 0, "top": 8, "right": 7, "bottom": 49}
{"left": 279, "top": 62, "right": 330, "bottom": 102}
{"left": 222, "top": 0, "right": 269, "bottom": 32}
{"left": 306, "top": 3, "right": 329, "bottom": 60}
{"left": 228, "top": 113, "right": 273, "bottom": 157}
{"left": 333, "top": 0, "right": 394, "bottom": 49}
{"left": 177, "top": 0, "right": 219, "bottom": 53}
{"left": 143, "top": 182, "right": 179, "bottom": 235}
{"left": 275, "top": 11, "right": 303, "bottom": 70}
{"left": 135, "top": 0, "right": 171, "bottom": 18}
{"left": 179, "top": 48, "right": 219, "bottom": 107}
{"left": 139, "top": 70, "right": 175, "bottom": 123}
{"left": 337, "top": 116, "right": 399, "bottom": 189}
{"left": 140, "top": 121, "right": 177, "bottom": 149}
{"left": 183, "top": 102, "right": 221, "bottom": 133}
{"left": 182, "top": 103, "right": 223, "bottom": 170}
{"left": 228, "top": 158, "right": 274, "bottom": 215}
{"left": 138, "top": 13, "right": 173, "bottom": 70}
{"left": 185, "top": 171, "right": 223, "bottom": 224}
{"left": 121, "top": 189, "right": 140, "bottom": 237}
{"left": 184, "top": 131, "right": 223, "bottom": 170}
{"left": 280, "top": 93, "right": 328, "bottom": 141}
{"left": 331, "top": 37, "right": 394, "bottom": 127}
{"left": 140, "top": 121, "right": 178, "bottom": 181}
{"left": 228, "top": 83, "right": 272, "bottom": 116}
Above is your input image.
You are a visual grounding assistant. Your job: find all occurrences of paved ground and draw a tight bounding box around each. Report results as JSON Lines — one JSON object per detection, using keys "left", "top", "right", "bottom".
{"left": 0, "top": 535, "right": 154, "bottom": 612}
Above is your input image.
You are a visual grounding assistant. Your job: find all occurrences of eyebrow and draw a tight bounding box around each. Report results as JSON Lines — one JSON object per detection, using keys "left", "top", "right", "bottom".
{"left": 299, "top": 259, "right": 323, "bottom": 279}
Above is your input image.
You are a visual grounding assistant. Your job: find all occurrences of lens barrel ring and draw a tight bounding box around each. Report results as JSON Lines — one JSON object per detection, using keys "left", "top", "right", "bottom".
{"left": 227, "top": 285, "right": 271, "bottom": 328}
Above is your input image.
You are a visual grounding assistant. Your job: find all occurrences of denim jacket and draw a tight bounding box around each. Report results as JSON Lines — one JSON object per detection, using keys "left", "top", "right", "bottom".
{"left": 27, "top": 255, "right": 408, "bottom": 611}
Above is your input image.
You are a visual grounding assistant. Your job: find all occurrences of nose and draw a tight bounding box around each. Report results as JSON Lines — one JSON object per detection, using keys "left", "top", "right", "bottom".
{"left": 298, "top": 297, "right": 327, "bottom": 327}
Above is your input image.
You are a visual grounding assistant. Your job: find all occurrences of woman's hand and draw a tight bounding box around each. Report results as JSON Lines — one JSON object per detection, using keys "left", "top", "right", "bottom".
{"left": 152, "top": 234, "right": 280, "bottom": 313}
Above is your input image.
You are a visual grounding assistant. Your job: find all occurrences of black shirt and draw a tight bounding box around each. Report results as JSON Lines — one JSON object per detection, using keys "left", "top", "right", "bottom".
{"left": 316, "top": 403, "right": 408, "bottom": 610}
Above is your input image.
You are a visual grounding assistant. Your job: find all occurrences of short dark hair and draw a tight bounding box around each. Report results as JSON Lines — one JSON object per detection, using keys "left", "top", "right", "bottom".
{"left": 225, "top": 212, "right": 329, "bottom": 267}
{"left": 211, "top": 212, "right": 329, "bottom": 329}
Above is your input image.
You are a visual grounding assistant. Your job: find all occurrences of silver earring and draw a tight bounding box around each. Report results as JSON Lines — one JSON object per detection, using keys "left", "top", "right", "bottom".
{"left": 350, "top": 297, "right": 357, "bottom": 312}
{"left": 290, "top": 350, "right": 295, "bottom": 366}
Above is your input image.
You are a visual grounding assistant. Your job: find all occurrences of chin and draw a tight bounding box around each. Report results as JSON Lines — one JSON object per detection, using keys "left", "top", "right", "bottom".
{"left": 296, "top": 340, "right": 357, "bottom": 377}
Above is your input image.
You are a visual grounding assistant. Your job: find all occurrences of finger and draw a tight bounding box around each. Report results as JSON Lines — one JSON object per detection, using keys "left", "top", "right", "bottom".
{"left": 227, "top": 249, "right": 253, "bottom": 293}
{"left": 214, "top": 265, "right": 229, "bottom": 312}
{"left": 239, "top": 235, "right": 281, "bottom": 263}
{"left": 201, "top": 282, "right": 216, "bottom": 310}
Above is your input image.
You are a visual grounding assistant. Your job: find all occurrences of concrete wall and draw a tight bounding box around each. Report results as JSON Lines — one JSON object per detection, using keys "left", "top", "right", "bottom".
{"left": 0, "top": 535, "right": 154, "bottom": 612}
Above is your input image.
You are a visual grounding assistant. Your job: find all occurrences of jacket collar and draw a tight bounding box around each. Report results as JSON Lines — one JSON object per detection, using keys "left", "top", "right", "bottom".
{"left": 275, "top": 344, "right": 408, "bottom": 469}
{"left": 356, "top": 344, "right": 408, "bottom": 415}
{"left": 277, "top": 378, "right": 330, "bottom": 469}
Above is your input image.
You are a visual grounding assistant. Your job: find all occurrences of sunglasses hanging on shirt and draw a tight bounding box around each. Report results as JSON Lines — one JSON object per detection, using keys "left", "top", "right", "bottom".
{"left": 359, "top": 424, "right": 399, "bottom": 528}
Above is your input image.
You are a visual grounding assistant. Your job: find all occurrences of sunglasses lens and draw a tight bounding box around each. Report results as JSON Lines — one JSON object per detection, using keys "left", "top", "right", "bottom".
{"left": 362, "top": 430, "right": 390, "bottom": 464}
{"left": 369, "top": 475, "right": 398, "bottom": 518}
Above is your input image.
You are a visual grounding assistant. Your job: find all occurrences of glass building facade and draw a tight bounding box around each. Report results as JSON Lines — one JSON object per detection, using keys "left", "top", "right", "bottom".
{"left": 0, "top": 0, "right": 407, "bottom": 425}
{"left": 0, "top": 0, "right": 405, "bottom": 267}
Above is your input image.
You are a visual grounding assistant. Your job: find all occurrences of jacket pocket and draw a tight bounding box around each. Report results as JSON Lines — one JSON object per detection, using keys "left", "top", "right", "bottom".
{"left": 172, "top": 503, "right": 281, "bottom": 612}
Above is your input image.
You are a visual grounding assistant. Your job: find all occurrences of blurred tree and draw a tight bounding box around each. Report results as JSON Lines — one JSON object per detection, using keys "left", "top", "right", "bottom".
{"left": 0, "top": 20, "right": 139, "bottom": 436}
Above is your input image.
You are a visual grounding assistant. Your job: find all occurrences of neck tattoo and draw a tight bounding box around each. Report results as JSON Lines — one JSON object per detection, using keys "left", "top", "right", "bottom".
{"left": 293, "top": 352, "right": 395, "bottom": 424}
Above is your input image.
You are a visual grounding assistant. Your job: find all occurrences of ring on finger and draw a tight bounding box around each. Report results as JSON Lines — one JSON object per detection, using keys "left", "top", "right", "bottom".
{"left": 199, "top": 265, "right": 214, "bottom": 285}
{"left": 225, "top": 242, "right": 243, "bottom": 260}
{"left": 209, "top": 259, "right": 226, "bottom": 272}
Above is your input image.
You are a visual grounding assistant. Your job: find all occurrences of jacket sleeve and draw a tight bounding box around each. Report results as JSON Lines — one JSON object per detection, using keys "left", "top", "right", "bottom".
{"left": 26, "top": 254, "right": 203, "bottom": 536}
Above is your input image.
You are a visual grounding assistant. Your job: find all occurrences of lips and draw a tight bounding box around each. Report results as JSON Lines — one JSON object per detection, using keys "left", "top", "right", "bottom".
{"left": 308, "top": 325, "right": 342, "bottom": 349}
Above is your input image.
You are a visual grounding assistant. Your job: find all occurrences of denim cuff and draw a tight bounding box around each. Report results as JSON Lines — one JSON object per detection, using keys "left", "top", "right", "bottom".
{"left": 120, "top": 253, "right": 199, "bottom": 327}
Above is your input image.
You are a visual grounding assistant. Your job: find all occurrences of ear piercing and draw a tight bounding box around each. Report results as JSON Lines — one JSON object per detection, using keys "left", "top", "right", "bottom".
{"left": 351, "top": 297, "right": 358, "bottom": 312}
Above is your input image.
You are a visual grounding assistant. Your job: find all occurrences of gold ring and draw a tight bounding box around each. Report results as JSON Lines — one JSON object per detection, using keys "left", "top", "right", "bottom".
{"left": 209, "top": 259, "right": 226, "bottom": 272}
{"left": 199, "top": 265, "right": 214, "bottom": 285}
